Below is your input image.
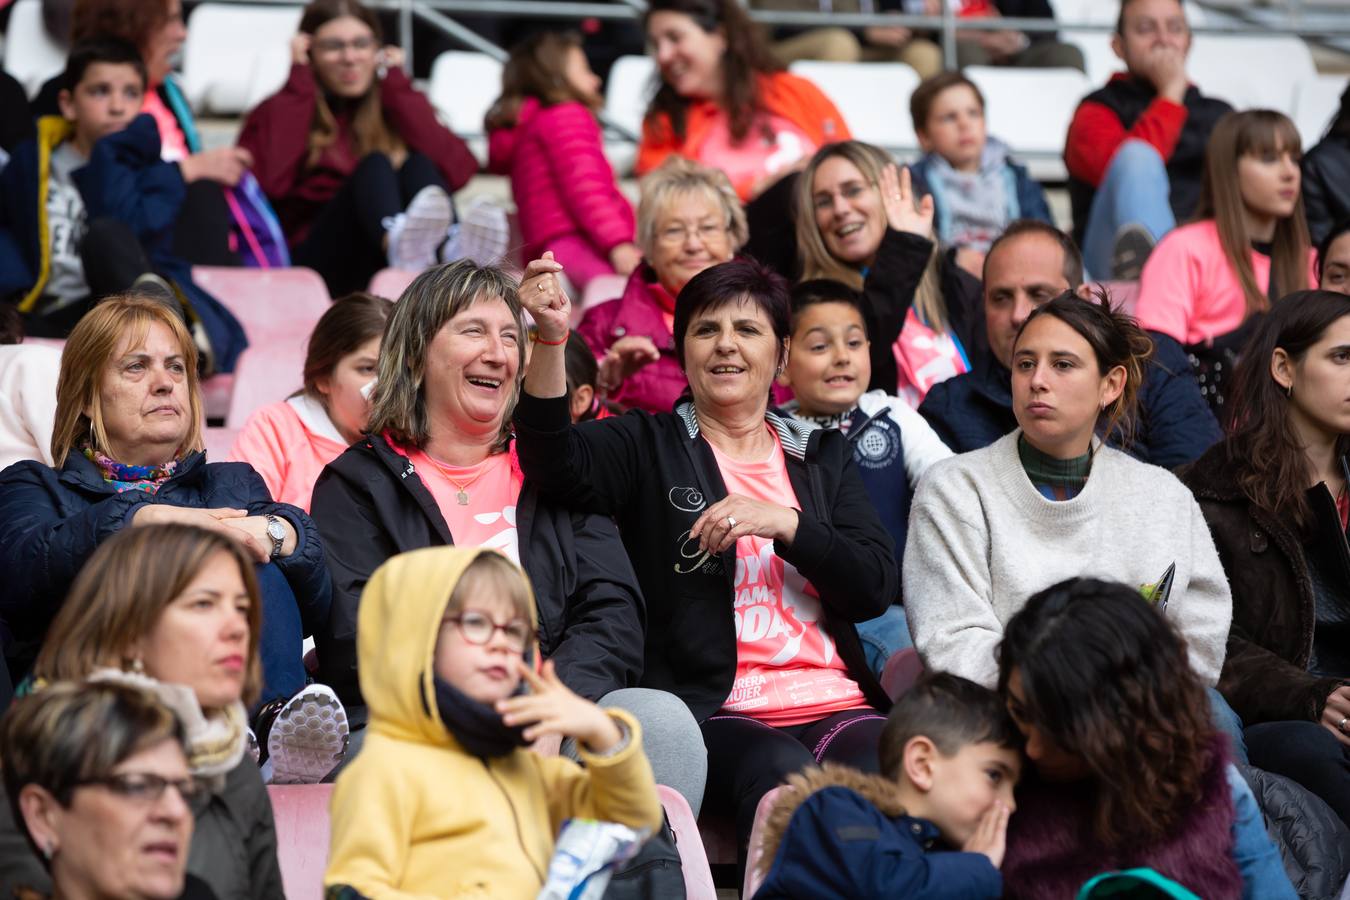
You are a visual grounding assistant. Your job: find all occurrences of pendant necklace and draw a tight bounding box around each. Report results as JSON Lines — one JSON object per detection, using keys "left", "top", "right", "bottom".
{"left": 427, "top": 454, "right": 490, "bottom": 506}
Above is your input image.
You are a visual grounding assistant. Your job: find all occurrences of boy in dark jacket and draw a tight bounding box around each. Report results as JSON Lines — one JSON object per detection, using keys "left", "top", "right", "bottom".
{"left": 0, "top": 39, "right": 246, "bottom": 370}
{"left": 755, "top": 673, "right": 1021, "bottom": 899}
{"left": 908, "top": 72, "right": 1053, "bottom": 280}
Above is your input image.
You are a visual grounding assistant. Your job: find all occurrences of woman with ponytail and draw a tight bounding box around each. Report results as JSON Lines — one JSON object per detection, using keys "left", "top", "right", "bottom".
{"left": 903, "top": 292, "right": 1232, "bottom": 692}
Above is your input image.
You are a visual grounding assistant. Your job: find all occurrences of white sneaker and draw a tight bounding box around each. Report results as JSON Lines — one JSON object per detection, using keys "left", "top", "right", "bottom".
{"left": 265, "top": 684, "right": 349, "bottom": 785}
{"left": 384, "top": 186, "right": 453, "bottom": 272}
{"left": 441, "top": 199, "right": 511, "bottom": 267}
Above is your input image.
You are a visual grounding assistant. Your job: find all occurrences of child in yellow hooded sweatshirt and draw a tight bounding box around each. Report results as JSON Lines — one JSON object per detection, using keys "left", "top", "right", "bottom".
{"left": 324, "top": 546, "right": 663, "bottom": 899}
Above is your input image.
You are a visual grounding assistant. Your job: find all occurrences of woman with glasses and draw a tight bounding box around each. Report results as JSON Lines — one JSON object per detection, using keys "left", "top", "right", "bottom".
{"left": 0, "top": 524, "right": 283, "bottom": 900}
{"left": 310, "top": 261, "right": 708, "bottom": 815}
{"left": 237, "top": 0, "right": 482, "bottom": 295}
{"left": 1, "top": 681, "right": 215, "bottom": 900}
{"left": 577, "top": 156, "right": 747, "bottom": 414}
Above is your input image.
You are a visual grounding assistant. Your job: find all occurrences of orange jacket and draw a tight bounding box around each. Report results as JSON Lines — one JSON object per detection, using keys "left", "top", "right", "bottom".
{"left": 636, "top": 71, "right": 851, "bottom": 200}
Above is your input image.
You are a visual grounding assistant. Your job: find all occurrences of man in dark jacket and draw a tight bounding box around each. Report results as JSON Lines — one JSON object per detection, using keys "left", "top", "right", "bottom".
{"left": 1063, "top": 0, "right": 1231, "bottom": 279}
{"left": 918, "top": 220, "right": 1222, "bottom": 467}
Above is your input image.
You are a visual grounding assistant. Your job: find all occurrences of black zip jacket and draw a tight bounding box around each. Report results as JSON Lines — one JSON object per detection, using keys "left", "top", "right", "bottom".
{"left": 309, "top": 433, "right": 646, "bottom": 718}
{"left": 513, "top": 393, "right": 897, "bottom": 722}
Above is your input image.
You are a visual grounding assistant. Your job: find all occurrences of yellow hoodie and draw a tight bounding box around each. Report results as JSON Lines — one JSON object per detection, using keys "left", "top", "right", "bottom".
{"left": 324, "top": 547, "right": 662, "bottom": 900}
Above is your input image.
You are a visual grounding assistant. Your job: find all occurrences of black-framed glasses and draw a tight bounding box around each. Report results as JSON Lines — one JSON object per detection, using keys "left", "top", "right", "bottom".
{"left": 78, "top": 773, "right": 203, "bottom": 805}
{"left": 444, "top": 612, "right": 533, "bottom": 651}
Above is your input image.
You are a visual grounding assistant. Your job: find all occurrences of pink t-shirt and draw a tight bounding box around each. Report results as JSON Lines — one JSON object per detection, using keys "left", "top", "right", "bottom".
{"left": 698, "top": 112, "right": 817, "bottom": 202}
{"left": 711, "top": 430, "right": 866, "bottom": 726}
{"left": 407, "top": 447, "right": 523, "bottom": 563}
{"left": 892, "top": 308, "right": 970, "bottom": 409}
{"left": 142, "top": 89, "right": 189, "bottom": 162}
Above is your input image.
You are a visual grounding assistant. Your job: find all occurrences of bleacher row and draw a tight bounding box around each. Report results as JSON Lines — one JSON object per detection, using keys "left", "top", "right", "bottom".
{"left": 4, "top": 0, "right": 1348, "bottom": 183}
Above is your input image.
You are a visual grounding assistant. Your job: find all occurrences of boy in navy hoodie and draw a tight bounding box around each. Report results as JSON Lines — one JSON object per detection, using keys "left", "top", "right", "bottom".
{"left": 0, "top": 39, "right": 245, "bottom": 370}
{"left": 779, "top": 279, "right": 952, "bottom": 674}
{"left": 754, "top": 673, "right": 1021, "bottom": 900}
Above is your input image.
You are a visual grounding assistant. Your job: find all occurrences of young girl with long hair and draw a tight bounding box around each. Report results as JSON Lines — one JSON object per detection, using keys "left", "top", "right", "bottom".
{"left": 486, "top": 32, "right": 641, "bottom": 291}
{"left": 238, "top": 0, "right": 489, "bottom": 295}
{"left": 795, "top": 140, "right": 985, "bottom": 406}
{"left": 1181, "top": 289, "right": 1350, "bottom": 828}
{"left": 637, "top": 0, "right": 851, "bottom": 203}
{"left": 1135, "top": 109, "right": 1317, "bottom": 411}
{"left": 997, "top": 577, "right": 1295, "bottom": 899}
{"left": 904, "top": 292, "right": 1232, "bottom": 690}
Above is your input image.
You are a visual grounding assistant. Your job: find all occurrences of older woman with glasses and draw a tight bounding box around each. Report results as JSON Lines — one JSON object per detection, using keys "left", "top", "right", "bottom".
{"left": 577, "top": 156, "right": 746, "bottom": 414}
{"left": 1, "top": 681, "right": 214, "bottom": 900}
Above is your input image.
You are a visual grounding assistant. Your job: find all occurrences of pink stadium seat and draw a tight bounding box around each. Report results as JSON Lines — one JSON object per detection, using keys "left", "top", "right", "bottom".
{"left": 742, "top": 785, "right": 788, "bottom": 899}
{"left": 656, "top": 785, "right": 718, "bottom": 900}
{"left": 202, "top": 426, "right": 239, "bottom": 461}
{"left": 1093, "top": 280, "right": 1141, "bottom": 316}
{"left": 367, "top": 268, "right": 418, "bottom": 300}
{"left": 20, "top": 337, "right": 65, "bottom": 351}
{"left": 880, "top": 647, "right": 924, "bottom": 701}
{"left": 580, "top": 274, "right": 627, "bottom": 317}
{"left": 267, "top": 783, "right": 334, "bottom": 899}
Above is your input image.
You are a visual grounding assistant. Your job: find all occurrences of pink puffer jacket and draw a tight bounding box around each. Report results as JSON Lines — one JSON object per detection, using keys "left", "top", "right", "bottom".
{"left": 488, "top": 98, "right": 635, "bottom": 264}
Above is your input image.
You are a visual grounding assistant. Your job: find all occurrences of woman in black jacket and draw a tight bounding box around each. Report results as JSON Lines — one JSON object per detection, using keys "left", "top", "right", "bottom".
{"left": 309, "top": 260, "right": 706, "bottom": 813}
{"left": 794, "top": 140, "right": 985, "bottom": 404}
{"left": 517, "top": 255, "right": 899, "bottom": 864}
{"left": 0, "top": 294, "right": 329, "bottom": 714}
{"left": 1303, "top": 85, "right": 1350, "bottom": 246}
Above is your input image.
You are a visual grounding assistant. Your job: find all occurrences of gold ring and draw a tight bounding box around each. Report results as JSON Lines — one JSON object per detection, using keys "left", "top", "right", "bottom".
{"left": 537, "top": 282, "right": 546, "bottom": 292}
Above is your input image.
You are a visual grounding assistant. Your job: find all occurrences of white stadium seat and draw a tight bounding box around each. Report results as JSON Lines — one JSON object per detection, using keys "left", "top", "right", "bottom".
{"left": 1293, "top": 75, "right": 1349, "bottom": 149}
{"left": 788, "top": 60, "right": 921, "bottom": 154}
{"left": 3, "top": 0, "right": 67, "bottom": 98}
{"left": 428, "top": 50, "right": 504, "bottom": 166}
{"left": 964, "top": 65, "right": 1091, "bottom": 180}
{"left": 181, "top": 3, "right": 301, "bottom": 116}
{"left": 1186, "top": 35, "right": 1316, "bottom": 116}
{"left": 604, "top": 54, "right": 658, "bottom": 140}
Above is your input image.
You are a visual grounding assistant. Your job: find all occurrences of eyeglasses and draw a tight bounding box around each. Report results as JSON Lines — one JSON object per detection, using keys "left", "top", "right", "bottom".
{"left": 444, "top": 612, "right": 533, "bottom": 651}
{"left": 656, "top": 222, "right": 728, "bottom": 247}
{"left": 78, "top": 773, "right": 203, "bottom": 805}
{"left": 313, "top": 36, "right": 377, "bottom": 56}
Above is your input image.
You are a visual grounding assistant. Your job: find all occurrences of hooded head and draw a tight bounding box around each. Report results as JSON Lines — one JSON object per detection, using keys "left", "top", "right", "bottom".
{"left": 358, "top": 547, "right": 538, "bottom": 750}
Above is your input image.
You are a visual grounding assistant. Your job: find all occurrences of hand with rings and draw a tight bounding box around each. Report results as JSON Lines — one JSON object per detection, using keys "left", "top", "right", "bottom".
{"left": 1322, "top": 685, "right": 1350, "bottom": 747}
{"left": 519, "top": 251, "right": 570, "bottom": 344}
{"left": 689, "top": 493, "right": 799, "bottom": 554}
{"left": 880, "top": 162, "right": 935, "bottom": 239}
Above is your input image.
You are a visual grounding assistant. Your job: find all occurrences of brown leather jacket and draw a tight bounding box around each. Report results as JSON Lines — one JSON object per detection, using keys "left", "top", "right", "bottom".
{"left": 1179, "top": 443, "right": 1349, "bottom": 725}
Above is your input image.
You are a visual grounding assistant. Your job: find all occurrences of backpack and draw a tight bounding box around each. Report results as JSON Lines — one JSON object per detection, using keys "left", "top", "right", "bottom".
{"left": 602, "top": 813, "right": 686, "bottom": 900}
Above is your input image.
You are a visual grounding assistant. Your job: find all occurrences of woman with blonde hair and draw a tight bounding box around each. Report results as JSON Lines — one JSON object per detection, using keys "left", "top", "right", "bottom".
{"left": 796, "top": 140, "right": 986, "bottom": 406}
{"left": 576, "top": 155, "right": 747, "bottom": 414}
{"left": 238, "top": 0, "right": 487, "bottom": 294}
{"left": 0, "top": 525, "right": 284, "bottom": 899}
{"left": 1136, "top": 109, "right": 1318, "bottom": 411}
{"left": 0, "top": 294, "right": 332, "bottom": 768}
{"left": 310, "top": 260, "right": 707, "bottom": 813}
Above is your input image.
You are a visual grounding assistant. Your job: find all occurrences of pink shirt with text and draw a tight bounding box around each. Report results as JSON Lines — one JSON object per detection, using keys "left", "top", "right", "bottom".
{"left": 711, "top": 430, "right": 866, "bottom": 726}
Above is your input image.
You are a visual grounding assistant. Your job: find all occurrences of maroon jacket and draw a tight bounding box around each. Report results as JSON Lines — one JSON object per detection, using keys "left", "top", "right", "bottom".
{"left": 487, "top": 98, "right": 634, "bottom": 264}
{"left": 576, "top": 264, "right": 689, "bottom": 415}
{"left": 237, "top": 64, "right": 478, "bottom": 245}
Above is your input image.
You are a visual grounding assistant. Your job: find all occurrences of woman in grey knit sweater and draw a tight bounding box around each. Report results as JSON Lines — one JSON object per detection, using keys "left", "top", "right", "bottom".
{"left": 903, "top": 292, "right": 1232, "bottom": 689}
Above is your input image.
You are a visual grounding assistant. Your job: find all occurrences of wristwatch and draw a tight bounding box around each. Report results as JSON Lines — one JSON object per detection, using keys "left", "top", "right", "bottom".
{"left": 264, "top": 514, "right": 286, "bottom": 559}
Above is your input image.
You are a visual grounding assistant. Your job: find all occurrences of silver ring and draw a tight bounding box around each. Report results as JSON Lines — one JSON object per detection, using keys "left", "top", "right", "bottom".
{"left": 727, "top": 516, "right": 737, "bottom": 528}
{"left": 1340, "top": 716, "right": 1348, "bottom": 734}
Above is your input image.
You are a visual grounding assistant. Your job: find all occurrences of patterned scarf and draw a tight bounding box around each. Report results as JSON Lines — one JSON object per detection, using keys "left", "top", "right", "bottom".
{"left": 83, "top": 445, "right": 179, "bottom": 493}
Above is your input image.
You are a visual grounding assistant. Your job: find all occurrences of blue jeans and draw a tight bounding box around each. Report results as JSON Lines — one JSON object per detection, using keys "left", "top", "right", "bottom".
{"left": 1208, "top": 687, "right": 1249, "bottom": 765}
{"left": 1082, "top": 139, "right": 1178, "bottom": 281}
{"left": 855, "top": 605, "right": 914, "bottom": 679}
{"left": 254, "top": 563, "right": 305, "bottom": 709}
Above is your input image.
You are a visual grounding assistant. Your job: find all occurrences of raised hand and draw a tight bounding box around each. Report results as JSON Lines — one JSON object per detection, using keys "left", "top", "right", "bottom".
{"left": 881, "top": 164, "right": 935, "bottom": 239}
{"left": 291, "top": 32, "right": 312, "bottom": 65}
{"left": 962, "top": 801, "right": 1011, "bottom": 868}
{"left": 519, "top": 252, "right": 570, "bottom": 343}
{"left": 496, "top": 660, "right": 623, "bottom": 752}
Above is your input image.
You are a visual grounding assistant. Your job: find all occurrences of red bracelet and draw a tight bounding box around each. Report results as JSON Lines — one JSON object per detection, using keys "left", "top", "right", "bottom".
{"left": 534, "top": 329, "right": 569, "bottom": 346}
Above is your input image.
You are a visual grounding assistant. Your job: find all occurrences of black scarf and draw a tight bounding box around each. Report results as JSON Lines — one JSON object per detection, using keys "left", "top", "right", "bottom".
{"left": 432, "top": 675, "right": 530, "bottom": 758}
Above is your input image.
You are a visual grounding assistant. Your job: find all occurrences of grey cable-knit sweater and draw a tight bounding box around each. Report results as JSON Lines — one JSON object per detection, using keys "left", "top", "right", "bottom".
{"left": 903, "top": 431, "right": 1232, "bottom": 688}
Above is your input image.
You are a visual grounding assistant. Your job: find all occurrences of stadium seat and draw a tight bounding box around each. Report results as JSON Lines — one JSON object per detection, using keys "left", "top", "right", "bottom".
{"left": 428, "top": 51, "right": 503, "bottom": 165}
{"left": 3, "top": 0, "right": 66, "bottom": 98}
{"left": 181, "top": 3, "right": 300, "bottom": 115}
{"left": 1186, "top": 35, "right": 1315, "bottom": 116}
{"left": 742, "top": 785, "right": 787, "bottom": 899}
{"left": 579, "top": 273, "right": 627, "bottom": 322}
{"left": 788, "top": 61, "right": 921, "bottom": 154}
{"left": 604, "top": 55, "right": 658, "bottom": 142}
{"left": 202, "top": 426, "right": 239, "bottom": 461}
{"left": 1294, "top": 74, "right": 1349, "bottom": 149}
{"left": 368, "top": 268, "right": 418, "bottom": 300}
{"left": 268, "top": 783, "right": 334, "bottom": 899}
{"left": 656, "top": 785, "right": 717, "bottom": 900}
{"left": 963, "top": 66, "right": 1091, "bottom": 181}
{"left": 879, "top": 647, "right": 924, "bottom": 701}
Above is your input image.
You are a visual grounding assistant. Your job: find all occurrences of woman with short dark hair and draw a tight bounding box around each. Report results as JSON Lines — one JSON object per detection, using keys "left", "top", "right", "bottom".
{"left": 517, "top": 254, "right": 898, "bottom": 865}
